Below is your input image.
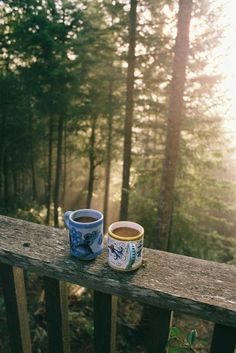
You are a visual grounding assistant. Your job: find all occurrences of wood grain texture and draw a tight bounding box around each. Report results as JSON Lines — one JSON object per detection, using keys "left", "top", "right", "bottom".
{"left": 0, "top": 215, "right": 236, "bottom": 328}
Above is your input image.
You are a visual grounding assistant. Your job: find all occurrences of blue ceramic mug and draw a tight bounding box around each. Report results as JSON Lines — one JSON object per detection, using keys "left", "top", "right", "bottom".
{"left": 64, "top": 209, "right": 103, "bottom": 260}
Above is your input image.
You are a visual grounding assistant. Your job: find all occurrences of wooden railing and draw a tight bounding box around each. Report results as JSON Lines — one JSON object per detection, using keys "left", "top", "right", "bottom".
{"left": 0, "top": 215, "right": 235, "bottom": 353}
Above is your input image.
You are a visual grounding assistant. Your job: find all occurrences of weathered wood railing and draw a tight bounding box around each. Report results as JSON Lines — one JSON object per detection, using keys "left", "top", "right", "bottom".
{"left": 0, "top": 215, "right": 235, "bottom": 353}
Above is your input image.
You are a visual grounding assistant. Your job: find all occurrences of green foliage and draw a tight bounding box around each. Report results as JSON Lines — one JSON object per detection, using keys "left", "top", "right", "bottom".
{"left": 0, "top": 0, "right": 125, "bottom": 214}
{"left": 167, "top": 327, "right": 198, "bottom": 353}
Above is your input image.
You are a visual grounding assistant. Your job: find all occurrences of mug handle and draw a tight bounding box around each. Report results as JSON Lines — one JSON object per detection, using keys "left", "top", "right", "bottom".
{"left": 64, "top": 211, "right": 72, "bottom": 228}
{"left": 127, "top": 242, "right": 136, "bottom": 269}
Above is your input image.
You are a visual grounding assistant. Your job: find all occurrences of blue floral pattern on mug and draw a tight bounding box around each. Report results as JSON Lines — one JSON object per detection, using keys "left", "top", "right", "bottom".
{"left": 83, "top": 231, "right": 98, "bottom": 245}
{"left": 69, "top": 228, "right": 83, "bottom": 257}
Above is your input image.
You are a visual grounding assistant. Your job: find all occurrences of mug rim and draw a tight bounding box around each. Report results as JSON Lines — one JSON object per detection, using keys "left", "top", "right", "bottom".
{"left": 69, "top": 209, "right": 103, "bottom": 228}
{"left": 108, "top": 221, "right": 144, "bottom": 241}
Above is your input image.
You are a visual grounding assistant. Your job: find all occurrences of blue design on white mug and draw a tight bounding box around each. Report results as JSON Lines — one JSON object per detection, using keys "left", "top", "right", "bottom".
{"left": 64, "top": 209, "right": 103, "bottom": 260}
{"left": 136, "top": 239, "right": 143, "bottom": 258}
{"left": 126, "top": 243, "right": 136, "bottom": 269}
{"left": 108, "top": 244, "right": 126, "bottom": 261}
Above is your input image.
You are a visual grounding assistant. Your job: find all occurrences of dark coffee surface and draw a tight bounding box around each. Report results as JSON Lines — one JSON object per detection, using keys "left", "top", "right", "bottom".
{"left": 112, "top": 227, "right": 140, "bottom": 238}
{"left": 74, "top": 216, "right": 98, "bottom": 223}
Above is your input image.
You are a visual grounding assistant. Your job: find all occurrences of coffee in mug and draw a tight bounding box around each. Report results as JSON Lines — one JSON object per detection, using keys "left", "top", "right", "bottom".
{"left": 74, "top": 216, "right": 98, "bottom": 223}
{"left": 112, "top": 227, "right": 140, "bottom": 238}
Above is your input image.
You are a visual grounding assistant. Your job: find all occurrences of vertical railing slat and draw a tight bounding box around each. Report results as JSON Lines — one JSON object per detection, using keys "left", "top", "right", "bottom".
{"left": 145, "top": 307, "right": 173, "bottom": 353}
{"left": 94, "top": 291, "right": 117, "bottom": 353}
{"left": 210, "top": 323, "right": 236, "bottom": 353}
{"left": 44, "top": 277, "right": 70, "bottom": 353}
{"left": 0, "top": 263, "right": 32, "bottom": 353}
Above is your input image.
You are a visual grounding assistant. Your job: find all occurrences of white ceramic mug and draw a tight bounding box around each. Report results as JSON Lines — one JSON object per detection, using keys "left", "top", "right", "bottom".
{"left": 107, "top": 221, "right": 144, "bottom": 271}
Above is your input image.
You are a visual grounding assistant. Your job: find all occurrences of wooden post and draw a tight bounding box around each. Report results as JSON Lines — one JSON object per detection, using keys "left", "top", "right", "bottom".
{"left": 210, "top": 323, "right": 236, "bottom": 353}
{"left": 144, "top": 307, "right": 173, "bottom": 353}
{"left": 44, "top": 277, "right": 70, "bottom": 353}
{"left": 94, "top": 291, "right": 117, "bottom": 353}
{"left": 0, "top": 264, "right": 32, "bottom": 353}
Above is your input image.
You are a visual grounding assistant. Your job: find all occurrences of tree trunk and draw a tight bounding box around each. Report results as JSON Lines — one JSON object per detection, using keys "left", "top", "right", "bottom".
{"left": 119, "top": 0, "right": 137, "bottom": 221}
{"left": 0, "top": 113, "right": 6, "bottom": 206}
{"left": 21, "top": 170, "right": 25, "bottom": 198}
{"left": 3, "top": 152, "right": 9, "bottom": 210}
{"left": 46, "top": 116, "right": 53, "bottom": 225}
{"left": 12, "top": 152, "right": 18, "bottom": 201}
{"left": 29, "top": 115, "right": 37, "bottom": 201}
{"left": 103, "top": 81, "right": 114, "bottom": 230}
{"left": 62, "top": 123, "right": 67, "bottom": 207}
{"left": 139, "top": 2, "right": 193, "bottom": 350}
{"left": 155, "top": 0, "right": 193, "bottom": 251}
{"left": 54, "top": 115, "right": 64, "bottom": 227}
{"left": 86, "top": 116, "right": 97, "bottom": 209}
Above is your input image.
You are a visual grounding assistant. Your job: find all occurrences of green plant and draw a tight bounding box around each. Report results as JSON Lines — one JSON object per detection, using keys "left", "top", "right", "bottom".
{"left": 166, "top": 326, "right": 197, "bottom": 353}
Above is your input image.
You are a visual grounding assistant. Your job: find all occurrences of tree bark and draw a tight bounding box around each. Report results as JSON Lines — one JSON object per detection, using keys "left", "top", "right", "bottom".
{"left": 86, "top": 116, "right": 97, "bottom": 209}
{"left": 3, "top": 152, "right": 9, "bottom": 210}
{"left": 61, "top": 124, "right": 67, "bottom": 206}
{"left": 12, "top": 151, "right": 18, "bottom": 201}
{"left": 0, "top": 113, "right": 6, "bottom": 206}
{"left": 155, "top": 0, "right": 193, "bottom": 251}
{"left": 119, "top": 0, "right": 137, "bottom": 221}
{"left": 62, "top": 123, "right": 67, "bottom": 207}
{"left": 54, "top": 115, "right": 64, "bottom": 227}
{"left": 29, "top": 115, "right": 37, "bottom": 201}
{"left": 21, "top": 170, "right": 25, "bottom": 198}
{"left": 103, "top": 81, "right": 113, "bottom": 230}
{"left": 46, "top": 116, "right": 53, "bottom": 225}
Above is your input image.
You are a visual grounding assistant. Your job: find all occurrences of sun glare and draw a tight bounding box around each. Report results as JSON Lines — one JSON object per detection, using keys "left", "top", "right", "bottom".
{"left": 216, "top": 0, "right": 236, "bottom": 145}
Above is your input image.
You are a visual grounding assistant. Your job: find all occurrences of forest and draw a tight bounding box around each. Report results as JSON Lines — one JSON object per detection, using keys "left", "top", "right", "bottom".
{"left": 0, "top": 0, "right": 236, "bottom": 352}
